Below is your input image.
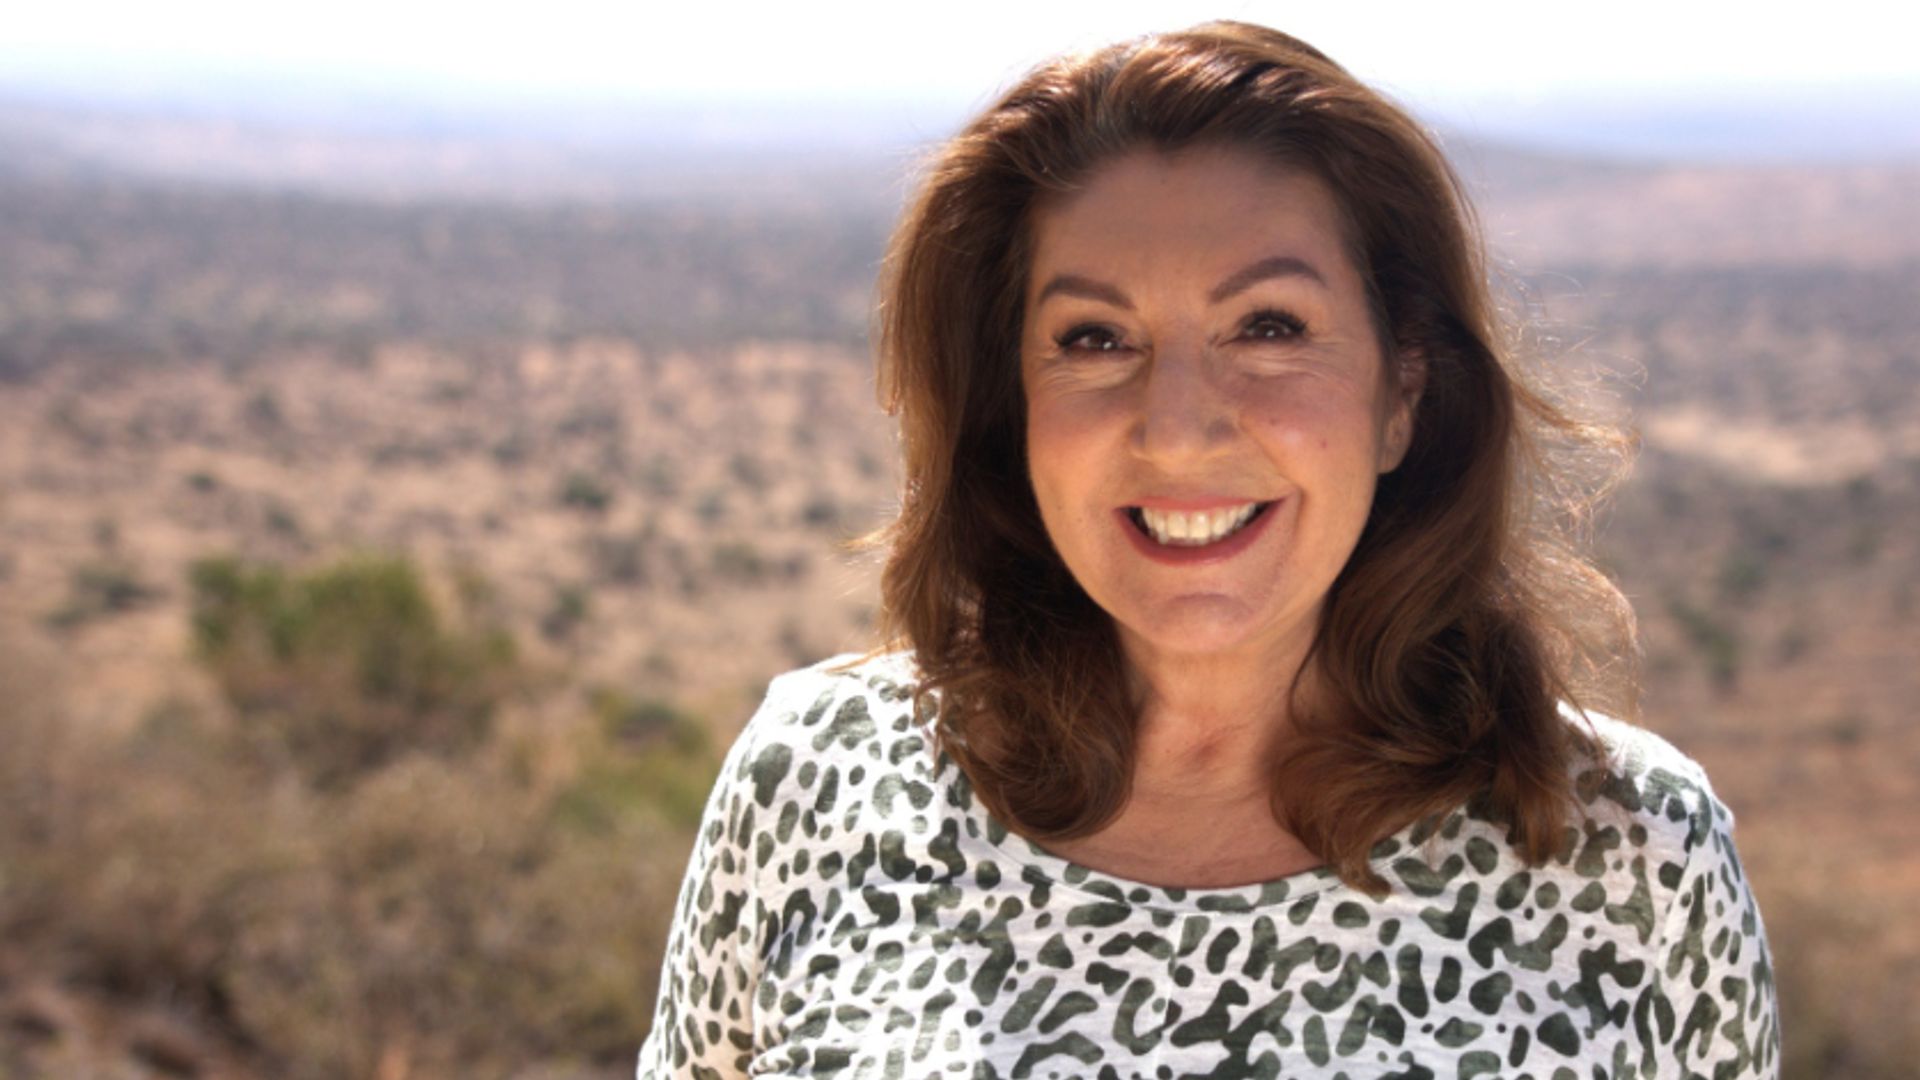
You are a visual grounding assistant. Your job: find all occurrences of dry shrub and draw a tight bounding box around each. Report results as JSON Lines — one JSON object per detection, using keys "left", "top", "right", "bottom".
{"left": 1762, "top": 879, "right": 1920, "bottom": 1079}
{"left": 44, "top": 558, "right": 164, "bottom": 629}
{"left": 219, "top": 756, "right": 690, "bottom": 1078}
{"left": 0, "top": 691, "right": 286, "bottom": 1047}
{"left": 188, "top": 554, "right": 518, "bottom": 789}
{"left": 550, "top": 690, "right": 718, "bottom": 834}
{"left": 0, "top": 558, "right": 715, "bottom": 1078}
{"left": 1735, "top": 820, "right": 1920, "bottom": 1080}
{"left": 2, "top": 692, "right": 698, "bottom": 1078}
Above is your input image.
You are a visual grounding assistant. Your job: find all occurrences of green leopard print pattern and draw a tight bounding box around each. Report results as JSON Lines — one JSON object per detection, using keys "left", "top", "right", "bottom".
{"left": 637, "top": 655, "right": 1779, "bottom": 1079}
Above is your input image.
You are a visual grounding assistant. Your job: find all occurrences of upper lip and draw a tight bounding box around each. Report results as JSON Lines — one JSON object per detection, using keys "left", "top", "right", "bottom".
{"left": 1124, "top": 495, "right": 1274, "bottom": 511}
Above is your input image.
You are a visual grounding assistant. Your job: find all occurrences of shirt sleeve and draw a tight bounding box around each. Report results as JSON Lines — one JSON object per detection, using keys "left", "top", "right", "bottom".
{"left": 635, "top": 693, "right": 777, "bottom": 1079}
{"left": 1640, "top": 787, "right": 1782, "bottom": 1078}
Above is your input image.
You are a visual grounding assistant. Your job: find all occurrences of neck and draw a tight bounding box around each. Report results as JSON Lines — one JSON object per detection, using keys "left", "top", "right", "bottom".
{"left": 1117, "top": 621, "right": 1321, "bottom": 807}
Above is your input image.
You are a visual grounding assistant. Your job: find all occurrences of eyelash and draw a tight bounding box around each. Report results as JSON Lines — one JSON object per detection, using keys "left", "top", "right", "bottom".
{"left": 1054, "top": 323, "right": 1126, "bottom": 353}
{"left": 1242, "top": 308, "right": 1309, "bottom": 340}
{"left": 1052, "top": 308, "right": 1309, "bottom": 354}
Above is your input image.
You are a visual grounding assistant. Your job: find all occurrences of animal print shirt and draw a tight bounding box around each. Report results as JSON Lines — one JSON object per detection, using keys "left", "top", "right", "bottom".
{"left": 636, "top": 654, "right": 1779, "bottom": 1079}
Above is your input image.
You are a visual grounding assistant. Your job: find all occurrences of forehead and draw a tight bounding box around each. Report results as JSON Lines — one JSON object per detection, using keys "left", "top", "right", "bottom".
{"left": 1024, "top": 145, "right": 1362, "bottom": 294}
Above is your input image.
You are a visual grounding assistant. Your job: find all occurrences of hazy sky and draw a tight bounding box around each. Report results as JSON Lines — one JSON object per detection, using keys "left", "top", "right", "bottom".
{"left": 5, "top": 0, "right": 1916, "bottom": 110}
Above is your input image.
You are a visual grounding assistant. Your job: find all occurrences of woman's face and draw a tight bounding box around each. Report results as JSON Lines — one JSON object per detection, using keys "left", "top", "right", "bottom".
{"left": 1019, "top": 145, "right": 1420, "bottom": 670}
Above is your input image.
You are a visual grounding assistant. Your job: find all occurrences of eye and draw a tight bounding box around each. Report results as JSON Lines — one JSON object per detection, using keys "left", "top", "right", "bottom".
{"left": 1055, "top": 323, "right": 1128, "bottom": 354}
{"left": 1240, "top": 309, "right": 1308, "bottom": 341}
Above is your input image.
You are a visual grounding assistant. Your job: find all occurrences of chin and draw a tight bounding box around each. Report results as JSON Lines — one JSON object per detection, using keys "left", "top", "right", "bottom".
{"left": 1110, "top": 594, "right": 1301, "bottom": 664}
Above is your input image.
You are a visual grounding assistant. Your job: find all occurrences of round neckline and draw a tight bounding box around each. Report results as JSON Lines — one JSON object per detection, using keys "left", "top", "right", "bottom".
{"left": 991, "top": 821, "right": 1362, "bottom": 917}
{"left": 937, "top": 749, "right": 1433, "bottom": 918}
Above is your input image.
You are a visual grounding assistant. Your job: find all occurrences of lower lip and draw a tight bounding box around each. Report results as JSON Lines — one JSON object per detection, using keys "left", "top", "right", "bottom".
{"left": 1116, "top": 502, "right": 1279, "bottom": 565}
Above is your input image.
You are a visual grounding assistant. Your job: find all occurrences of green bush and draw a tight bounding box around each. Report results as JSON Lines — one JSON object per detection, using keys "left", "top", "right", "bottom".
{"left": 550, "top": 690, "right": 718, "bottom": 835}
{"left": 188, "top": 554, "right": 517, "bottom": 788}
{"left": 727, "top": 451, "right": 768, "bottom": 493}
{"left": 1, "top": 629, "right": 700, "bottom": 1078}
{"left": 558, "top": 472, "right": 613, "bottom": 513}
{"left": 45, "top": 559, "right": 162, "bottom": 629}
{"left": 541, "top": 584, "right": 591, "bottom": 642}
{"left": 1665, "top": 595, "right": 1741, "bottom": 693}
{"left": 799, "top": 492, "right": 841, "bottom": 530}
{"left": 709, "top": 540, "right": 768, "bottom": 584}
{"left": 1714, "top": 548, "right": 1767, "bottom": 605}
{"left": 264, "top": 502, "right": 304, "bottom": 539}
{"left": 640, "top": 453, "right": 679, "bottom": 497}
{"left": 244, "top": 389, "right": 285, "bottom": 429}
{"left": 694, "top": 488, "right": 728, "bottom": 525}
{"left": 8, "top": 557, "right": 731, "bottom": 1076}
{"left": 4, "top": 710, "right": 685, "bottom": 1078}
{"left": 588, "top": 530, "right": 651, "bottom": 587}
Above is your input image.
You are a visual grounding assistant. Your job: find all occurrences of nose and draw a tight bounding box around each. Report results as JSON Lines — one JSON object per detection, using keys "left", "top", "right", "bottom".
{"left": 1131, "top": 342, "right": 1234, "bottom": 466}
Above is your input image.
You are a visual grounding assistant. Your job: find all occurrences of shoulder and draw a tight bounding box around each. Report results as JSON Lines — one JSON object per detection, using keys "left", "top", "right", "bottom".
{"left": 1396, "top": 706, "right": 1755, "bottom": 958}
{"left": 716, "top": 650, "right": 935, "bottom": 824}
{"left": 1551, "top": 705, "right": 1749, "bottom": 941}
{"left": 1558, "top": 711, "right": 1778, "bottom": 1069}
{"left": 1565, "top": 705, "right": 1732, "bottom": 849}
{"left": 1410, "top": 706, "right": 1740, "bottom": 924}
{"left": 763, "top": 650, "right": 923, "bottom": 710}
{"left": 741, "top": 650, "right": 926, "bottom": 753}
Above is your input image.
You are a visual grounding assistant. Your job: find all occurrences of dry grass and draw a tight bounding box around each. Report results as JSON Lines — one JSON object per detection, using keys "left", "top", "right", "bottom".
{"left": 0, "top": 560, "right": 713, "bottom": 1079}
{"left": 0, "top": 151, "right": 1915, "bottom": 1076}
{"left": 1741, "top": 832, "right": 1920, "bottom": 1080}
{"left": 0, "top": 335, "right": 897, "bottom": 1076}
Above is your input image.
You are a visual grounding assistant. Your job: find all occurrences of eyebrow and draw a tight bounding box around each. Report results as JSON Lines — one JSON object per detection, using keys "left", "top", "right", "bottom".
{"left": 1033, "top": 273, "right": 1133, "bottom": 311}
{"left": 1207, "top": 255, "right": 1328, "bottom": 303}
{"left": 1032, "top": 255, "right": 1329, "bottom": 311}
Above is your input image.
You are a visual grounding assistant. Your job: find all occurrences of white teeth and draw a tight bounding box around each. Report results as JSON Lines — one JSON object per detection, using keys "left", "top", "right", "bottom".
{"left": 1136, "top": 503, "right": 1261, "bottom": 546}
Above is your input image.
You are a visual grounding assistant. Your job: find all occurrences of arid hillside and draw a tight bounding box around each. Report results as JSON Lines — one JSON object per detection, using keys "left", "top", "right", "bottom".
{"left": 0, "top": 109, "right": 1916, "bottom": 1078}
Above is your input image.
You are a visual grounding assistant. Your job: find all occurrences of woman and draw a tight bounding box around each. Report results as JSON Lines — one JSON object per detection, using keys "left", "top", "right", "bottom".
{"left": 638, "top": 21, "right": 1779, "bottom": 1079}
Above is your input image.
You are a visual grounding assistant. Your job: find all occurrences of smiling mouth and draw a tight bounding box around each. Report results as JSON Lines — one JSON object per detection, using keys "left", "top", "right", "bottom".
{"left": 1126, "top": 502, "right": 1274, "bottom": 547}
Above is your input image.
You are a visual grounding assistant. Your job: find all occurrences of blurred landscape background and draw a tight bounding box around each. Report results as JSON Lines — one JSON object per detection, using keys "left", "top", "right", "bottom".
{"left": 2, "top": 3, "right": 1917, "bottom": 1078}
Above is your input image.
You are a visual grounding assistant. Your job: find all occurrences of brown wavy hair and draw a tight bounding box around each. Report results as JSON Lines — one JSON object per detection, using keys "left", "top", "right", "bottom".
{"left": 869, "top": 21, "right": 1638, "bottom": 895}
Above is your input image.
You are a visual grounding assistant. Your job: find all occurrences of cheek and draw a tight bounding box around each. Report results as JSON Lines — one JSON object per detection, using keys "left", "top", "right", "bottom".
{"left": 1024, "top": 394, "right": 1113, "bottom": 497}
{"left": 1023, "top": 419, "right": 1078, "bottom": 533}
{"left": 1244, "top": 395, "right": 1363, "bottom": 451}
{"left": 1243, "top": 387, "right": 1391, "bottom": 477}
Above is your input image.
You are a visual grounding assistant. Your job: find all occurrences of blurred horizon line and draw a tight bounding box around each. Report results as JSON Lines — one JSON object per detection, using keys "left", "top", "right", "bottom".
{"left": 5, "top": 69, "right": 1920, "bottom": 210}
{"left": 8, "top": 62, "right": 1920, "bottom": 162}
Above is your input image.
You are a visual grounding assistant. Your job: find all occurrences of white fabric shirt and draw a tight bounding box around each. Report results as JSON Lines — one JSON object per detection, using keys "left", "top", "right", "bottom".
{"left": 636, "top": 653, "right": 1779, "bottom": 1079}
